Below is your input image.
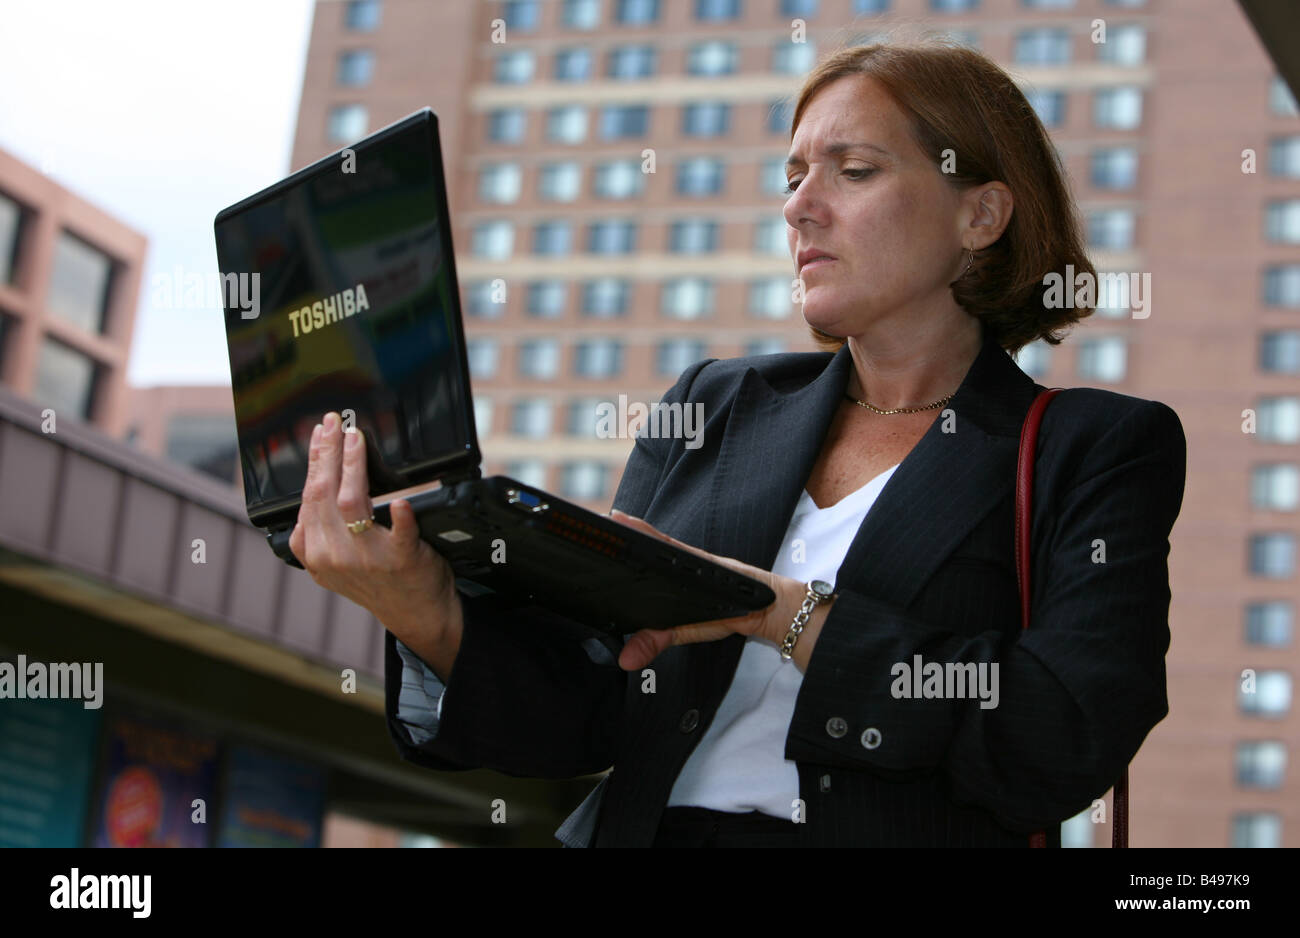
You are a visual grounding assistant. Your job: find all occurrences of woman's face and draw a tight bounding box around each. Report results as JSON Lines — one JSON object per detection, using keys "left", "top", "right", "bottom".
{"left": 784, "top": 74, "right": 969, "bottom": 340}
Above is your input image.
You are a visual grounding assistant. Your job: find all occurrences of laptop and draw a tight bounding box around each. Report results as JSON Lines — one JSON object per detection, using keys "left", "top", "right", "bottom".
{"left": 213, "top": 108, "right": 775, "bottom": 635}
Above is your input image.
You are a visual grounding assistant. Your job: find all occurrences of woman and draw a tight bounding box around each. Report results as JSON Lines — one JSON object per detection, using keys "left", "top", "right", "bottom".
{"left": 289, "top": 40, "right": 1186, "bottom": 847}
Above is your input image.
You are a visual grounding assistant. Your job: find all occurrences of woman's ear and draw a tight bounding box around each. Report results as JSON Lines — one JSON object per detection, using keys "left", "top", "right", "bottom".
{"left": 963, "top": 181, "right": 1014, "bottom": 249}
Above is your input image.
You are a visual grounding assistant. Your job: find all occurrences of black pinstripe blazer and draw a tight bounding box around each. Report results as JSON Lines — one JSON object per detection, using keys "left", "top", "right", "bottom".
{"left": 382, "top": 327, "right": 1187, "bottom": 847}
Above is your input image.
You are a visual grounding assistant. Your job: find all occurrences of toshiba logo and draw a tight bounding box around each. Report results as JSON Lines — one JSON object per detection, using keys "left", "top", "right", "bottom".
{"left": 288, "top": 284, "right": 370, "bottom": 337}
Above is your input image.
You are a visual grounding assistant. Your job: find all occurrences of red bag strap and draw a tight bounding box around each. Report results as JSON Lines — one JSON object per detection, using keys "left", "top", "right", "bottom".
{"left": 1015, "top": 388, "right": 1128, "bottom": 849}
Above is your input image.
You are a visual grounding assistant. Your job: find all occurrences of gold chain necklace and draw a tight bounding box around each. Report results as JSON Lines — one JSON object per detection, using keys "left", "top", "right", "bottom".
{"left": 843, "top": 391, "right": 955, "bottom": 415}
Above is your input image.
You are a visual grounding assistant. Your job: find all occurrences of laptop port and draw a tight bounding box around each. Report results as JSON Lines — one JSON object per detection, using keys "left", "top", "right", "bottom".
{"left": 506, "top": 488, "right": 549, "bottom": 513}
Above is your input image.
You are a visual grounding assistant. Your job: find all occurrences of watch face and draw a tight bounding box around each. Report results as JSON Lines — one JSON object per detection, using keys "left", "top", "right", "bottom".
{"left": 810, "top": 579, "right": 835, "bottom": 599}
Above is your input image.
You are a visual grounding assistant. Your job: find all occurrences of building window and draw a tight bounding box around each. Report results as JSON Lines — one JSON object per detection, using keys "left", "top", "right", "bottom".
{"left": 495, "top": 50, "right": 535, "bottom": 84}
{"left": 683, "top": 102, "right": 731, "bottom": 137}
{"left": 754, "top": 217, "right": 788, "bottom": 255}
{"left": 166, "top": 413, "right": 239, "bottom": 484}
{"left": 1104, "top": 0, "right": 1145, "bottom": 6}
{"left": 533, "top": 220, "right": 573, "bottom": 256}
{"left": 662, "top": 279, "right": 715, "bottom": 319}
{"left": 1090, "top": 147, "right": 1137, "bottom": 189}
{"left": 1258, "top": 397, "right": 1300, "bottom": 443}
{"left": 49, "top": 231, "right": 113, "bottom": 334}
{"left": 1025, "top": 89, "right": 1066, "bottom": 128}
{"left": 749, "top": 277, "right": 793, "bottom": 318}
{"left": 608, "top": 45, "right": 655, "bottom": 79}
{"left": 1266, "top": 200, "right": 1300, "bottom": 244}
{"left": 478, "top": 163, "right": 522, "bottom": 203}
{"left": 1077, "top": 336, "right": 1126, "bottom": 382}
{"left": 773, "top": 40, "right": 817, "bottom": 76}
{"left": 1231, "top": 813, "right": 1282, "bottom": 848}
{"left": 1260, "top": 331, "right": 1300, "bottom": 374}
{"left": 615, "top": 0, "right": 660, "bottom": 25}
{"left": 587, "top": 220, "right": 637, "bottom": 255}
{"left": 930, "top": 0, "right": 979, "bottom": 11}
{"left": 695, "top": 0, "right": 741, "bottom": 19}
{"left": 1094, "top": 87, "right": 1142, "bottom": 129}
{"left": 1014, "top": 340, "right": 1052, "bottom": 378}
{"left": 677, "top": 158, "right": 725, "bottom": 196}
{"left": 582, "top": 279, "right": 630, "bottom": 317}
{"left": 760, "top": 157, "right": 791, "bottom": 196}
{"left": 539, "top": 162, "right": 582, "bottom": 201}
{"left": 0, "top": 191, "right": 22, "bottom": 285}
{"left": 1246, "top": 601, "right": 1294, "bottom": 647}
{"left": 768, "top": 98, "right": 794, "bottom": 134}
{"left": 474, "top": 397, "right": 493, "bottom": 436}
{"left": 854, "top": 0, "right": 890, "bottom": 12}
{"left": 505, "top": 459, "right": 547, "bottom": 488}
{"left": 594, "top": 160, "right": 645, "bottom": 199}
{"left": 746, "top": 338, "right": 787, "bottom": 356}
{"left": 1264, "top": 265, "right": 1300, "bottom": 307}
{"left": 658, "top": 339, "right": 707, "bottom": 375}
{"left": 466, "top": 339, "right": 499, "bottom": 379}
{"left": 503, "top": 0, "right": 541, "bottom": 31}
{"left": 1238, "top": 669, "right": 1292, "bottom": 716}
{"left": 511, "top": 399, "right": 552, "bottom": 438}
{"left": 561, "top": 461, "right": 608, "bottom": 499}
{"left": 1250, "top": 534, "right": 1296, "bottom": 578}
{"left": 337, "top": 50, "right": 374, "bottom": 86}
{"left": 1252, "top": 464, "right": 1300, "bottom": 510}
{"left": 567, "top": 397, "right": 605, "bottom": 436}
{"left": 1270, "top": 137, "right": 1300, "bottom": 178}
{"left": 687, "top": 41, "right": 738, "bottom": 76}
{"left": 519, "top": 339, "right": 562, "bottom": 379}
{"left": 1270, "top": 76, "right": 1299, "bottom": 116}
{"left": 344, "top": 0, "right": 381, "bottom": 31}
{"left": 1097, "top": 24, "right": 1145, "bottom": 66}
{"left": 782, "top": 0, "right": 819, "bottom": 15}
{"left": 600, "top": 105, "right": 650, "bottom": 139}
{"left": 1023, "top": 0, "right": 1072, "bottom": 6}
{"left": 472, "top": 221, "right": 513, "bottom": 259}
{"left": 487, "top": 108, "right": 526, "bottom": 143}
{"left": 546, "top": 106, "right": 588, "bottom": 144}
{"left": 466, "top": 281, "right": 504, "bottom": 319}
{"left": 1015, "top": 28, "right": 1070, "bottom": 66}
{"left": 34, "top": 339, "right": 97, "bottom": 421}
{"left": 562, "top": 0, "right": 600, "bottom": 29}
{"left": 575, "top": 340, "right": 624, "bottom": 377}
{"left": 1087, "top": 209, "right": 1135, "bottom": 250}
{"left": 670, "top": 219, "right": 718, "bottom": 254}
{"left": 555, "top": 47, "right": 592, "bottom": 81}
{"left": 327, "top": 104, "right": 368, "bottom": 142}
{"left": 1236, "top": 741, "right": 1287, "bottom": 789}
{"left": 527, "top": 281, "right": 568, "bottom": 318}
{"left": 1093, "top": 271, "right": 1131, "bottom": 317}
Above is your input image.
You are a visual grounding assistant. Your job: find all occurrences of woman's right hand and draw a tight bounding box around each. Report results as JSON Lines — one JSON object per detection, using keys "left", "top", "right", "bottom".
{"left": 288, "top": 411, "right": 463, "bottom": 682}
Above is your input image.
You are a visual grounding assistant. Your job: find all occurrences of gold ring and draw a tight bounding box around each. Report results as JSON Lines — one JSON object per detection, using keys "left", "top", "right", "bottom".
{"left": 346, "top": 517, "right": 375, "bottom": 534}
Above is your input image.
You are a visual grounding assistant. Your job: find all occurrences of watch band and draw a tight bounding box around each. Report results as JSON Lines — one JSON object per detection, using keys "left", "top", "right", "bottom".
{"left": 780, "top": 580, "right": 835, "bottom": 660}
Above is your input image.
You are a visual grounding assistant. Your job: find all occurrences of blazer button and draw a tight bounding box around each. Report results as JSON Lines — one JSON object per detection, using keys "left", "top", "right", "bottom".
{"left": 861, "top": 727, "right": 882, "bottom": 749}
{"left": 679, "top": 709, "right": 700, "bottom": 733}
{"left": 819, "top": 774, "right": 832, "bottom": 793}
{"left": 825, "top": 717, "right": 848, "bottom": 739}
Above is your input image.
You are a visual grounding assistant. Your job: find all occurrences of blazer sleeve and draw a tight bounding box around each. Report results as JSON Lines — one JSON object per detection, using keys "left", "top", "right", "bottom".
{"left": 382, "top": 358, "right": 716, "bottom": 780}
{"left": 784, "top": 398, "right": 1186, "bottom": 832}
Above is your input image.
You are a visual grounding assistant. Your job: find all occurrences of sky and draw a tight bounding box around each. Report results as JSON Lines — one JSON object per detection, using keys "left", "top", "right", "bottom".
{"left": 0, "top": 0, "right": 315, "bottom": 386}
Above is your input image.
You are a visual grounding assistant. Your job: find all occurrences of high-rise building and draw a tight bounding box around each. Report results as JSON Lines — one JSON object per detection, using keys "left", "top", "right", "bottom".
{"left": 0, "top": 146, "right": 147, "bottom": 437}
{"left": 287, "top": 0, "right": 1300, "bottom": 846}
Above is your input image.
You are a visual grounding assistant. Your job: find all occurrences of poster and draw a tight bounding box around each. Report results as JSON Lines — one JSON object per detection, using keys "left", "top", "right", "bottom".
{"left": 90, "top": 709, "right": 219, "bottom": 848}
{"left": 215, "top": 744, "right": 326, "bottom": 848}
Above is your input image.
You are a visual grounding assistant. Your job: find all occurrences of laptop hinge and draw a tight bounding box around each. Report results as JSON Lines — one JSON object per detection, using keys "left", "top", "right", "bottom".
{"left": 267, "top": 527, "right": 303, "bottom": 569}
{"left": 438, "top": 465, "right": 482, "bottom": 487}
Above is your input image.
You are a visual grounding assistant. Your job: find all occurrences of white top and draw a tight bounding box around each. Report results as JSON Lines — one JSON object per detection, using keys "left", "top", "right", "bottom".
{"left": 666, "top": 464, "right": 900, "bottom": 818}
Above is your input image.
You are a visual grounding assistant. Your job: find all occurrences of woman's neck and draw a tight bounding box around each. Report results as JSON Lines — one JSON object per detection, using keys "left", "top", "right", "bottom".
{"left": 843, "top": 315, "right": 984, "bottom": 411}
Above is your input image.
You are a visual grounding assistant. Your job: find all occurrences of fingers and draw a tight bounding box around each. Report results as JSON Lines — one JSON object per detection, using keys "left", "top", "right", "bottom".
{"left": 617, "top": 622, "right": 737, "bottom": 671}
{"left": 302, "top": 412, "right": 344, "bottom": 524}
{"left": 389, "top": 497, "right": 421, "bottom": 555}
{"left": 336, "top": 426, "right": 374, "bottom": 527}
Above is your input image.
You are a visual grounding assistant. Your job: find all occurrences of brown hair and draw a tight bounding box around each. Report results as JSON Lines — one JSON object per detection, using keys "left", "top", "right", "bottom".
{"left": 788, "top": 36, "right": 1094, "bottom": 354}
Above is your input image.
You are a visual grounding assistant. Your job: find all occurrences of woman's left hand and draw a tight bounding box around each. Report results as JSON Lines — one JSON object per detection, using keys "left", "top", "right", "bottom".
{"left": 609, "top": 509, "right": 808, "bottom": 671}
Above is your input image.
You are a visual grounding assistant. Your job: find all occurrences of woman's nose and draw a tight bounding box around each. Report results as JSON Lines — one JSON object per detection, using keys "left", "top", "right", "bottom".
{"left": 783, "top": 172, "right": 825, "bottom": 229}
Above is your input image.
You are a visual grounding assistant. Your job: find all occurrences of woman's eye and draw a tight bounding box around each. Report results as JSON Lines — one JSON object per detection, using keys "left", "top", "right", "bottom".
{"left": 783, "top": 168, "right": 872, "bottom": 194}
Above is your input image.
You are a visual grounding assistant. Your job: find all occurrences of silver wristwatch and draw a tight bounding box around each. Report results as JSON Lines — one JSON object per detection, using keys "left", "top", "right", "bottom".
{"left": 780, "top": 580, "right": 836, "bottom": 660}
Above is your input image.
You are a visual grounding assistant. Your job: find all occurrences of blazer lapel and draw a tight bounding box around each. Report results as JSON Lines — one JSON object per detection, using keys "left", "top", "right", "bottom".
{"left": 705, "top": 330, "right": 1036, "bottom": 586}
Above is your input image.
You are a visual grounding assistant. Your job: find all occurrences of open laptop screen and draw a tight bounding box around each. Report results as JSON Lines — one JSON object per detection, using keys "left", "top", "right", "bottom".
{"left": 216, "top": 112, "right": 477, "bottom": 528}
